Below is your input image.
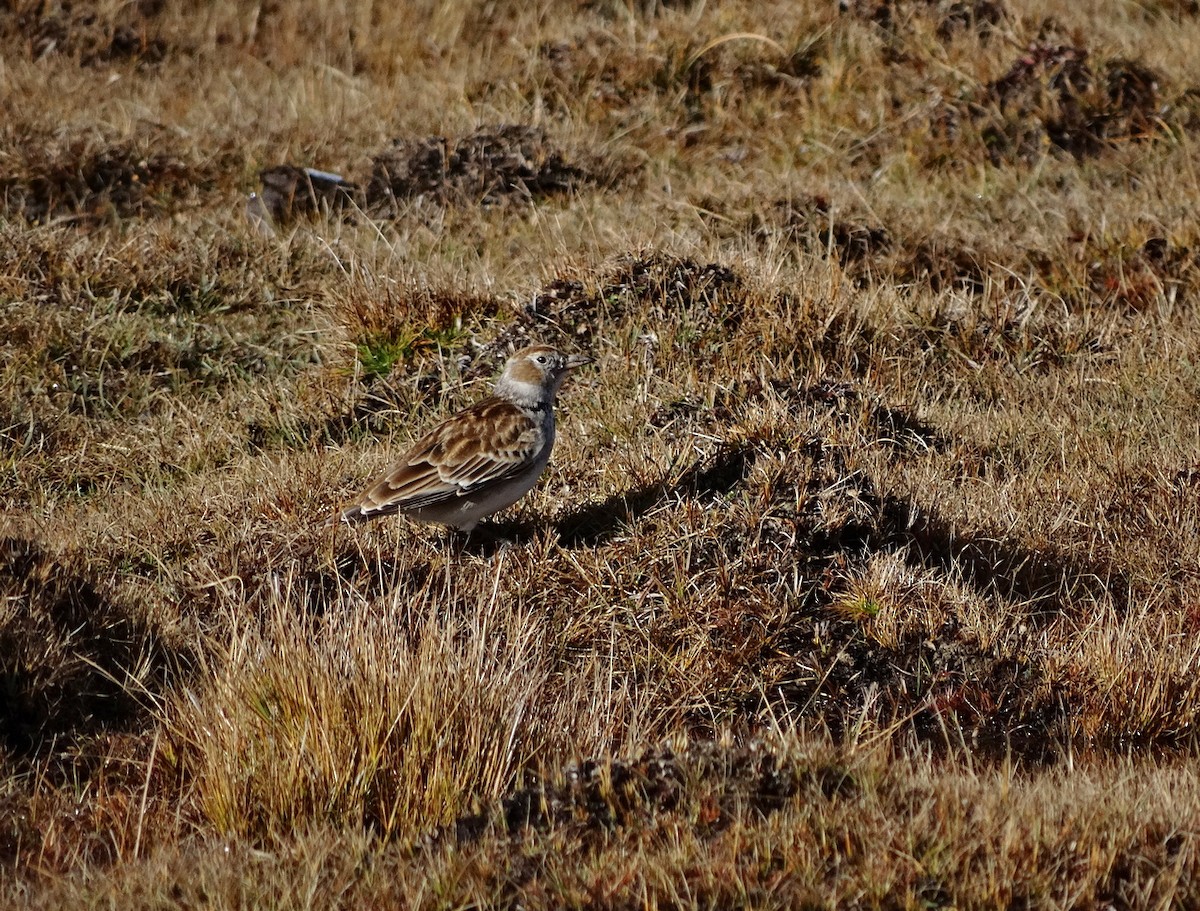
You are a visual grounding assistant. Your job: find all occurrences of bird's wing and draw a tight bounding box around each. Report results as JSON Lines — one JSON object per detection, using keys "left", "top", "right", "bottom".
{"left": 346, "top": 398, "right": 544, "bottom": 519}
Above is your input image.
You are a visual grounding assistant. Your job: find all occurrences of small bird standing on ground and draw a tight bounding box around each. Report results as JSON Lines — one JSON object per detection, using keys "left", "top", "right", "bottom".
{"left": 327, "top": 344, "right": 590, "bottom": 533}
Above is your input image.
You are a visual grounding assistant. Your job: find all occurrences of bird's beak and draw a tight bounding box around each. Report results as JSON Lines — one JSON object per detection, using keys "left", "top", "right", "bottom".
{"left": 565, "top": 354, "right": 592, "bottom": 370}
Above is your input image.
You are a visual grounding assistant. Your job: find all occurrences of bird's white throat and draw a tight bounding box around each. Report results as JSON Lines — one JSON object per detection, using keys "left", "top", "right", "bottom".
{"left": 495, "top": 376, "right": 548, "bottom": 408}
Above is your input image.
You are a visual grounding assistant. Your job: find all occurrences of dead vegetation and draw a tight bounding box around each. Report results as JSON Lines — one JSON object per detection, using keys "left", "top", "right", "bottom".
{"left": 248, "top": 124, "right": 611, "bottom": 231}
{"left": 3, "top": 0, "right": 1200, "bottom": 907}
{"left": 2, "top": 0, "right": 172, "bottom": 67}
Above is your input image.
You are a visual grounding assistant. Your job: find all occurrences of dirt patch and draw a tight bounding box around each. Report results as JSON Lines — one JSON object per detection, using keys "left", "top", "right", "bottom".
{"left": 366, "top": 125, "right": 594, "bottom": 212}
{"left": 767, "top": 612, "right": 1068, "bottom": 762}
{"left": 977, "top": 42, "right": 1169, "bottom": 163}
{"left": 1, "top": 137, "right": 197, "bottom": 222}
{"left": 595, "top": 254, "right": 742, "bottom": 325}
{"left": 844, "top": 0, "right": 1009, "bottom": 42}
{"left": 417, "top": 742, "right": 845, "bottom": 908}
{"left": 444, "top": 741, "right": 847, "bottom": 846}
{"left": 523, "top": 253, "right": 744, "bottom": 344}
{"left": 253, "top": 125, "right": 611, "bottom": 228}
{"left": 934, "top": 0, "right": 1008, "bottom": 39}
{"left": 455, "top": 254, "right": 742, "bottom": 380}
{"left": 3, "top": 0, "right": 170, "bottom": 66}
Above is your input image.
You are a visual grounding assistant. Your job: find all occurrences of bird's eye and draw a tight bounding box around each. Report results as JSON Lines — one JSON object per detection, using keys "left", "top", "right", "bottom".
{"left": 536, "top": 355, "right": 548, "bottom": 365}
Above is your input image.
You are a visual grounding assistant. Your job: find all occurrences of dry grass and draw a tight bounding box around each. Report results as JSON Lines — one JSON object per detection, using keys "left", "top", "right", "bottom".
{"left": 4, "top": 0, "right": 1200, "bottom": 906}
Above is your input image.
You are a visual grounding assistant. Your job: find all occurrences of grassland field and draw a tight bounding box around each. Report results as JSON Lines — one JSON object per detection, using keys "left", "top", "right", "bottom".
{"left": 3, "top": 0, "right": 1200, "bottom": 907}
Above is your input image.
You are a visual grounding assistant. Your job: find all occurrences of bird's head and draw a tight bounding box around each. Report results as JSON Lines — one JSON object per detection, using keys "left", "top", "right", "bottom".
{"left": 496, "top": 344, "right": 591, "bottom": 404}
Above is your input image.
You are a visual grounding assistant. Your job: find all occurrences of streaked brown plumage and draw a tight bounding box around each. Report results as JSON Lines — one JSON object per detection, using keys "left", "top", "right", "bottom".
{"left": 327, "top": 345, "right": 589, "bottom": 532}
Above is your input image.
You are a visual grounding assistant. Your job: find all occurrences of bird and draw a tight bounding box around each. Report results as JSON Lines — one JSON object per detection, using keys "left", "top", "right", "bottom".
{"left": 327, "top": 344, "right": 591, "bottom": 533}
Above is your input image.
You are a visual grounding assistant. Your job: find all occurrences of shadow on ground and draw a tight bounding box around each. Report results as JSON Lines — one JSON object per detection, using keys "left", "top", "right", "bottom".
{"left": 556, "top": 442, "right": 757, "bottom": 549}
{"left": 0, "top": 536, "right": 194, "bottom": 761}
{"left": 549, "top": 402, "right": 1128, "bottom": 763}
